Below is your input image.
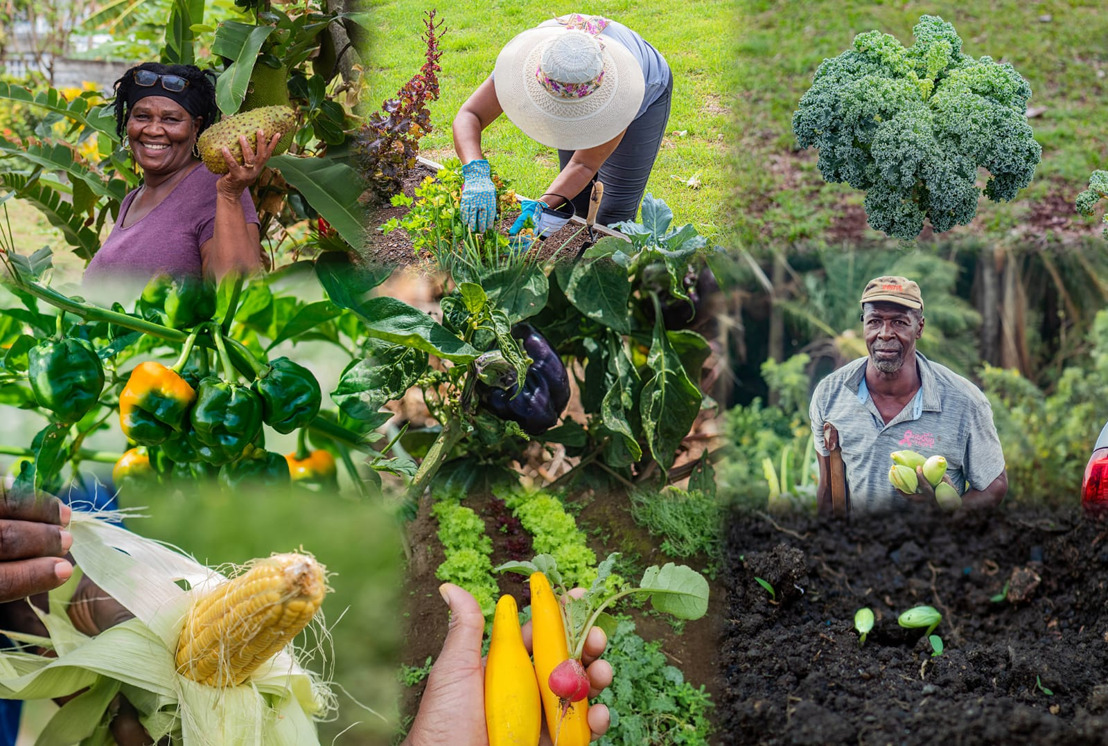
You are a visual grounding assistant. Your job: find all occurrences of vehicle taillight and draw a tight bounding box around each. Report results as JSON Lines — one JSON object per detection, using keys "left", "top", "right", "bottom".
{"left": 1082, "top": 448, "right": 1108, "bottom": 517}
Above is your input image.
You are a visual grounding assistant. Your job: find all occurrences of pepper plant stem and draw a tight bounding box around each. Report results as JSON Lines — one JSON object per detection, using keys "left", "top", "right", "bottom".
{"left": 0, "top": 445, "right": 123, "bottom": 464}
{"left": 405, "top": 415, "right": 463, "bottom": 504}
{"left": 10, "top": 279, "right": 186, "bottom": 342}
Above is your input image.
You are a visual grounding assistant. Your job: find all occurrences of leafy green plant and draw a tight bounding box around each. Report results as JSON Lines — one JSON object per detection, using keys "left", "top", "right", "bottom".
{"left": 500, "top": 488, "right": 598, "bottom": 589}
{"left": 397, "top": 656, "right": 433, "bottom": 687}
{"left": 793, "top": 14, "right": 1041, "bottom": 240}
{"left": 629, "top": 485, "right": 722, "bottom": 565}
{"left": 381, "top": 158, "right": 525, "bottom": 276}
{"left": 594, "top": 618, "right": 714, "bottom": 746}
{"left": 1036, "top": 675, "right": 1054, "bottom": 696}
{"left": 355, "top": 10, "right": 444, "bottom": 205}
{"left": 431, "top": 499, "right": 498, "bottom": 617}
{"left": 1076, "top": 171, "right": 1108, "bottom": 239}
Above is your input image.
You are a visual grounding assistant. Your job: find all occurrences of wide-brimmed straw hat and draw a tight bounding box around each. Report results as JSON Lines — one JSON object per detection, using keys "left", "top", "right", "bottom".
{"left": 493, "top": 26, "right": 645, "bottom": 151}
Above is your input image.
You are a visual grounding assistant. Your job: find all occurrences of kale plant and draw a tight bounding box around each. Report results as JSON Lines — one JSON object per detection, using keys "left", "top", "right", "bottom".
{"left": 793, "top": 15, "right": 1041, "bottom": 240}
{"left": 1076, "top": 171, "right": 1108, "bottom": 239}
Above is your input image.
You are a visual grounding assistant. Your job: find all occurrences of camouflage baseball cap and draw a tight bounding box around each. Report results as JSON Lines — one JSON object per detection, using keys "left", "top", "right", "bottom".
{"left": 859, "top": 276, "right": 923, "bottom": 311}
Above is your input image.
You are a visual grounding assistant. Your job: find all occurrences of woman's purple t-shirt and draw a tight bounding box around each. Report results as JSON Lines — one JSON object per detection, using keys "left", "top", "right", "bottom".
{"left": 85, "top": 164, "right": 258, "bottom": 282}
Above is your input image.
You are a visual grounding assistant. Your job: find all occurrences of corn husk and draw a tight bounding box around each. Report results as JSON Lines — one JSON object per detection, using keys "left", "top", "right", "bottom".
{"left": 0, "top": 511, "right": 331, "bottom": 745}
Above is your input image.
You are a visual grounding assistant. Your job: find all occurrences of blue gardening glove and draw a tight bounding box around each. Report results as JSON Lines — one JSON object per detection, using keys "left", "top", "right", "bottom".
{"left": 460, "top": 159, "right": 497, "bottom": 232}
{"left": 508, "top": 199, "right": 574, "bottom": 252}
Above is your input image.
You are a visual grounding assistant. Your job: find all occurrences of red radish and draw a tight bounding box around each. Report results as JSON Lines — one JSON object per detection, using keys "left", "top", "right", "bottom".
{"left": 548, "top": 658, "right": 589, "bottom": 702}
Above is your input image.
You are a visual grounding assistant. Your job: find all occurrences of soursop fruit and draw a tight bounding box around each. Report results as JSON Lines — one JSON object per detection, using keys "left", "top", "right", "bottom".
{"left": 197, "top": 106, "right": 297, "bottom": 174}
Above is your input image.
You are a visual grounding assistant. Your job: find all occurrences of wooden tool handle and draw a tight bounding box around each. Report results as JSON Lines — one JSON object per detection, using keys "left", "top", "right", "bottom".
{"left": 586, "top": 182, "right": 604, "bottom": 226}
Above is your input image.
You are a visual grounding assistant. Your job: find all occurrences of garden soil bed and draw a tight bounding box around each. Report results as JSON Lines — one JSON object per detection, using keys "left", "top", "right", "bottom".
{"left": 720, "top": 505, "right": 1108, "bottom": 745}
{"left": 365, "top": 163, "right": 597, "bottom": 267}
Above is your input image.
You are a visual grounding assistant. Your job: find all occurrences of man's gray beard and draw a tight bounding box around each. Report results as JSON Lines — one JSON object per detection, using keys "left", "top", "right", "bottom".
{"left": 871, "top": 354, "right": 904, "bottom": 373}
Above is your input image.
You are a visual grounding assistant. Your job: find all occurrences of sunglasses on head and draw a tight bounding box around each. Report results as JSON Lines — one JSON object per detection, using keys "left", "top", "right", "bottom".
{"left": 133, "top": 69, "right": 189, "bottom": 93}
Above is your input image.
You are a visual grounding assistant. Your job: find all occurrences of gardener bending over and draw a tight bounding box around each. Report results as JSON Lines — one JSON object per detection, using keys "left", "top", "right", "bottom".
{"left": 809, "top": 276, "right": 1008, "bottom": 516}
{"left": 453, "top": 13, "right": 672, "bottom": 242}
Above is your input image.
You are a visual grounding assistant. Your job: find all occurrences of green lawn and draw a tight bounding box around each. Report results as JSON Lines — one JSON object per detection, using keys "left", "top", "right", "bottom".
{"left": 363, "top": 0, "right": 737, "bottom": 238}
{"left": 731, "top": 0, "right": 1108, "bottom": 249}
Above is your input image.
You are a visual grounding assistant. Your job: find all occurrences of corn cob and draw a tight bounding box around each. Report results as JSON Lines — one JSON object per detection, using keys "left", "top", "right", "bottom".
{"left": 889, "top": 464, "right": 919, "bottom": 494}
{"left": 922, "top": 455, "right": 948, "bottom": 487}
{"left": 175, "top": 552, "right": 326, "bottom": 687}
{"left": 890, "top": 450, "right": 927, "bottom": 469}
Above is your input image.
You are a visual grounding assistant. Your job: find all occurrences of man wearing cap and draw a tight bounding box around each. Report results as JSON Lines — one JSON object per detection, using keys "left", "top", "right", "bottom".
{"left": 452, "top": 14, "right": 672, "bottom": 243}
{"left": 809, "top": 276, "right": 1008, "bottom": 515}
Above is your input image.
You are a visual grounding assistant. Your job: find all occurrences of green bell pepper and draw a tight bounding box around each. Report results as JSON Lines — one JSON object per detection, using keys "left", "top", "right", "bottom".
{"left": 219, "top": 446, "right": 291, "bottom": 490}
{"left": 252, "top": 357, "right": 322, "bottom": 434}
{"left": 27, "top": 337, "right": 105, "bottom": 424}
{"left": 189, "top": 377, "right": 263, "bottom": 464}
{"left": 139, "top": 274, "right": 217, "bottom": 330}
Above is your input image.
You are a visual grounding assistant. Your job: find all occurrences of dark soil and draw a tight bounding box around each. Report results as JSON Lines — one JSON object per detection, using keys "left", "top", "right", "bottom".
{"left": 720, "top": 505, "right": 1108, "bottom": 745}
{"left": 365, "top": 163, "right": 594, "bottom": 267}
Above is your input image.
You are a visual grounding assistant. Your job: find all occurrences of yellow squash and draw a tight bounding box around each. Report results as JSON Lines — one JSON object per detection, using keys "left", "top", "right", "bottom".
{"left": 529, "top": 572, "right": 591, "bottom": 746}
{"left": 485, "top": 594, "right": 541, "bottom": 746}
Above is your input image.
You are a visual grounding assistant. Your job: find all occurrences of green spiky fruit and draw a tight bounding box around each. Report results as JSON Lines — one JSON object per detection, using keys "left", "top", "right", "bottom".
{"left": 242, "top": 63, "right": 291, "bottom": 110}
{"left": 889, "top": 464, "right": 919, "bottom": 495}
{"left": 197, "top": 106, "right": 297, "bottom": 174}
{"left": 922, "top": 455, "right": 948, "bottom": 487}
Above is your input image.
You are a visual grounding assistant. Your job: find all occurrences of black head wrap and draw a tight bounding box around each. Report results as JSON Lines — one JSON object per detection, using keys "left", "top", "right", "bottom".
{"left": 112, "top": 63, "right": 219, "bottom": 140}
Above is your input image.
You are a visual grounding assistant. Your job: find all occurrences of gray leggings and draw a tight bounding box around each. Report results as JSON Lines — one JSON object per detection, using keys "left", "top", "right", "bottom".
{"left": 557, "top": 74, "right": 673, "bottom": 227}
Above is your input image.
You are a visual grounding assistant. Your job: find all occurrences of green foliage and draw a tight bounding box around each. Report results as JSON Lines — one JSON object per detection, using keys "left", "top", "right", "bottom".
{"left": 1076, "top": 171, "right": 1108, "bottom": 239}
{"left": 500, "top": 488, "right": 597, "bottom": 589}
{"left": 396, "top": 656, "right": 433, "bottom": 688}
{"left": 381, "top": 158, "right": 521, "bottom": 276}
{"left": 628, "top": 486, "right": 722, "bottom": 566}
{"left": 595, "top": 618, "right": 714, "bottom": 746}
{"left": 981, "top": 309, "right": 1108, "bottom": 502}
{"left": 792, "top": 15, "right": 1041, "bottom": 240}
{"left": 431, "top": 499, "right": 498, "bottom": 617}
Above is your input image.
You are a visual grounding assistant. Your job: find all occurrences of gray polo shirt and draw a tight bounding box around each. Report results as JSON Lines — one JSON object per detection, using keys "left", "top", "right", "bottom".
{"left": 809, "top": 353, "right": 1006, "bottom": 513}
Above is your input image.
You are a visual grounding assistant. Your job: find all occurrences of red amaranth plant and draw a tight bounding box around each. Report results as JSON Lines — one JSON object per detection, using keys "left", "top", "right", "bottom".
{"left": 356, "top": 10, "right": 444, "bottom": 205}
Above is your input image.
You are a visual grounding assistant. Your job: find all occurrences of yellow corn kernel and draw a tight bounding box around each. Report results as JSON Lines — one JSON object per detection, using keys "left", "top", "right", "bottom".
{"left": 175, "top": 553, "right": 327, "bottom": 687}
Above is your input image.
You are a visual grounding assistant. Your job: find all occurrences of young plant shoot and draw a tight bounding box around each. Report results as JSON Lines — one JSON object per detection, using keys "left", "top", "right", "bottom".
{"left": 754, "top": 577, "right": 777, "bottom": 603}
{"left": 855, "top": 607, "right": 875, "bottom": 645}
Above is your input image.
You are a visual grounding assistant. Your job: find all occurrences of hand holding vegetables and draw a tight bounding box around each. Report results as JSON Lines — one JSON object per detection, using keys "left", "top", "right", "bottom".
{"left": 403, "top": 583, "right": 612, "bottom": 746}
{"left": 889, "top": 450, "right": 962, "bottom": 511}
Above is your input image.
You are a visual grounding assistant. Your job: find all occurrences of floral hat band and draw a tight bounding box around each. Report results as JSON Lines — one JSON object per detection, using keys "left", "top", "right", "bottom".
{"left": 535, "top": 63, "right": 605, "bottom": 100}
{"left": 535, "top": 31, "right": 607, "bottom": 101}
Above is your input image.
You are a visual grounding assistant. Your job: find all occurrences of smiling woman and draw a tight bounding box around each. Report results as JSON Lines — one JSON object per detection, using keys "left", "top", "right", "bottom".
{"left": 82, "top": 63, "right": 281, "bottom": 288}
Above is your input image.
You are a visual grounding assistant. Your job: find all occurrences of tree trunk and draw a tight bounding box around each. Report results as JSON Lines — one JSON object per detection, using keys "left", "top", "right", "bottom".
{"left": 980, "top": 245, "right": 999, "bottom": 365}
{"left": 767, "top": 252, "right": 787, "bottom": 406}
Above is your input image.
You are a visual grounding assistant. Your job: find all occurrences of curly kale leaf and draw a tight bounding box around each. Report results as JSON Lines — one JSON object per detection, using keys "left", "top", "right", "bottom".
{"left": 1076, "top": 171, "right": 1108, "bottom": 239}
{"left": 792, "top": 14, "right": 1041, "bottom": 240}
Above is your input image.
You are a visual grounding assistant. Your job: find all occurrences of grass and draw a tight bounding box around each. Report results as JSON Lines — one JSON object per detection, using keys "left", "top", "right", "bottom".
{"left": 731, "top": 0, "right": 1108, "bottom": 249}
{"left": 362, "top": 0, "right": 737, "bottom": 238}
